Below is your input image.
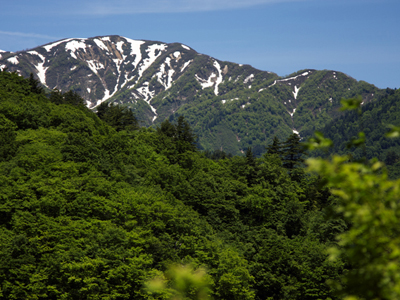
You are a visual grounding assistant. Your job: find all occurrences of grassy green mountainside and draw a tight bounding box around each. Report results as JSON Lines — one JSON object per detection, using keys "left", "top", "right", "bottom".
{"left": 0, "top": 35, "right": 384, "bottom": 155}
{"left": 0, "top": 70, "right": 349, "bottom": 299}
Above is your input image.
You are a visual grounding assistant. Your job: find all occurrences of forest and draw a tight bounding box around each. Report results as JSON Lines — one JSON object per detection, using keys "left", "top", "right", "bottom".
{"left": 1, "top": 69, "right": 400, "bottom": 300}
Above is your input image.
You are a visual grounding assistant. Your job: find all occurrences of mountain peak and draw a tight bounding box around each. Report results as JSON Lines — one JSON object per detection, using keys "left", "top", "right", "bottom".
{"left": 0, "top": 36, "right": 378, "bottom": 155}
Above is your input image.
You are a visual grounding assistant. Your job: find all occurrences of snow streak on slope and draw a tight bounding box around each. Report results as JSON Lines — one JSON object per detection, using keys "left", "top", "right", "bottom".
{"left": 156, "top": 57, "right": 175, "bottom": 90}
{"left": 28, "top": 51, "right": 48, "bottom": 86}
{"left": 244, "top": 74, "right": 254, "bottom": 84}
{"left": 181, "top": 59, "right": 192, "bottom": 72}
{"left": 138, "top": 43, "right": 167, "bottom": 77}
{"left": 213, "top": 61, "right": 223, "bottom": 96}
{"left": 124, "top": 38, "right": 145, "bottom": 69}
{"left": 266, "top": 71, "right": 310, "bottom": 89}
{"left": 86, "top": 60, "right": 105, "bottom": 74}
{"left": 195, "top": 60, "right": 223, "bottom": 96}
{"left": 93, "top": 39, "right": 109, "bottom": 52}
{"left": 293, "top": 86, "right": 300, "bottom": 99}
{"left": 136, "top": 81, "right": 158, "bottom": 122}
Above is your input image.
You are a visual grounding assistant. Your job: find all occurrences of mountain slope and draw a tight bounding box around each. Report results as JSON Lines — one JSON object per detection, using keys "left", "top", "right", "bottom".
{"left": 0, "top": 35, "right": 380, "bottom": 155}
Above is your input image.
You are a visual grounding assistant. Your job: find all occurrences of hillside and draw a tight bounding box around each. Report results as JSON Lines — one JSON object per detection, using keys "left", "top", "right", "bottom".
{"left": 312, "top": 88, "right": 400, "bottom": 178}
{"left": 0, "top": 69, "right": 347, "bottom": 299}
{"left": 0, "top": 35, "right": 381, "bottom": 155}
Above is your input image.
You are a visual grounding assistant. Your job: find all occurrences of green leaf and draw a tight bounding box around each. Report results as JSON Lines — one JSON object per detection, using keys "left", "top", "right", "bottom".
{"left": 385, "top": 124, "right": 400, "bottom": 138}
{"left": 340, "top": 96, "right": 362, "bottom": 112}
{"left": 304, "top": 131, "right": 333, "bottom": 150}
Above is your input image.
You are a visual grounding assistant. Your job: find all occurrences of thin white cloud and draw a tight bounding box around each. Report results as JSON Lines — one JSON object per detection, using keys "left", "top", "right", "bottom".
{"left": 79, "top": 0, "right": 306, "bottom": 15}
{"left": 0, "top": 30, "right": 59, "bottom": 40}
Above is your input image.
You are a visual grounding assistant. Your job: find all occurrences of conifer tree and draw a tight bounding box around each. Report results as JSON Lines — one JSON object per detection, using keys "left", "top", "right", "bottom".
{"left": 96, "top": 102, "right": 139, "bottom": 131}
{"left": 281, "top": 133, "right": 306, "bottom": 170}
{"left": 266, "top": 136, "right": 282, "bottom": 156}
{"left": 28, "top": 73, "right": 44, "bottom": 94}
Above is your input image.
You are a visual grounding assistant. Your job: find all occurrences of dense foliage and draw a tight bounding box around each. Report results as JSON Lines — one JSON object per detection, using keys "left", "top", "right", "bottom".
{"left": 1, "top": 70, "right": 348, "bottom": 299}
{"left": 312, "top": 89, "right": 400, "bottom": 178}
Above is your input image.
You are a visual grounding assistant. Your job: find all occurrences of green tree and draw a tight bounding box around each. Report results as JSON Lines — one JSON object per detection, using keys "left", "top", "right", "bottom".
{"left": 96, "top": 102, "right": 139, "bottom": 131}
{"left": 0, "top": 114, "right": 18, "bottom": 161}
{"left": 266, "top": 136, "right": 282, "bottom": 156}
{"left": 28, "top": 73, "right": 44, "bottom": 95}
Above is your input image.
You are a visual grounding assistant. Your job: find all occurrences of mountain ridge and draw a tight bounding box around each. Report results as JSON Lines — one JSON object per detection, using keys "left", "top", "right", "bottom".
{"left": 0, "top": 35, "right": 381, "bottom": 155}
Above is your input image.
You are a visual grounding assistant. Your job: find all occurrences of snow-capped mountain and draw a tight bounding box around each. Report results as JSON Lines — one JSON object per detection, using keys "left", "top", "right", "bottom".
{"left": 0, "top": 36, "right": 279, "bottom": 120}
{"left": 0, "top": 35, "right": 379, "bottom": 154}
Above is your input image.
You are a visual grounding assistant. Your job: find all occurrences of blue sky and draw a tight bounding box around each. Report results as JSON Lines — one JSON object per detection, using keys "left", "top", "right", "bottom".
{"left": 1, "top": 0, "right": 399, "bottom": 89}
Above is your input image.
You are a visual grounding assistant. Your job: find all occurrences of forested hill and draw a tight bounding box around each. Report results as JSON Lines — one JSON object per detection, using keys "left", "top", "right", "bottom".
{"left": 0, "top": 70, "right": 347, "bottom": 299}
{"left": 0, "top": 35, "right": 381, "bottom": 155}
{"left": 309, "top": 88, "right": 400, "bottom": 178}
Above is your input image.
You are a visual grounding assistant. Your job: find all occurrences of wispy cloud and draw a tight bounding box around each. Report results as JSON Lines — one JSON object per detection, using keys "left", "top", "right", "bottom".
{"left": 0, "top": 30, "right": 59, "bottom": 40}
{"left": 79, "top": 0, "right": 305, "bottom": 15}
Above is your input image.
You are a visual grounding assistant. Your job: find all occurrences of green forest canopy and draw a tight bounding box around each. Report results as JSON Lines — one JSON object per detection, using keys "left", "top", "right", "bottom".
{"left": 1, "top": 70, "right": 400, "bottom": 299}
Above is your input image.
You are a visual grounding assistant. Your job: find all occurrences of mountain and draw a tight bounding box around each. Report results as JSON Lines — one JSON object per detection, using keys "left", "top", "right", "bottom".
{"left": 0, "top": 35, "right": 381, "bottom": 155}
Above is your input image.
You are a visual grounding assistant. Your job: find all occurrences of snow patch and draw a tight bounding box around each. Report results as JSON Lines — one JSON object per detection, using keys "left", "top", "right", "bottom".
{"left": 26, "top": 51, "right": 48, "bottom": 84}
{"left": 293, "top": 129, "right": 300, "bottom": 135}
{"left": 43, "top": 38, "right": 74, "bottom": 52}
{"left": 101, "top": 37, "right": 111, "bottom": 42}
{"left": 27, "top": 50, "right": 39, "bottom": 56}
{"left": 180, "top": 59, "right": 192, "bottom": 72}
{"left": 101, "top": 89, "right": 112, "bottom": 102}
{"left": 266, "top": 71, "right": 311, "bottom": 90}
{"left": 221, "top": 97, "right": 239, "bottom": 104}
{"left": 0, "top": 65, "right": 6, "bottom": 71}
{"left": 93, "top": 39, "right": 109, "bottom": 52}
{"left": 156, "top": 57, "right": 175, "bottom": 90}
{"left": 280, "top": 71, "right": 309, "bottom": 82}
{"left": 243, "top": 74, "right": 254, "bottom": 84}
{"left": 136, "top": 81, "right": 158, "bottom": 121}
{"left": 115, "top": 41, "right": 127, "bottom": 60}
{"left": 65, "top": 40, "right": 87, "bottom": 59}
{"left": 86, "top": 60, "right": 105, "bottom": 74}
{"left": 293, "top": 86, "right": 301, "bottom": 99}
{"left": 71, "top": 65, "right": 77, "bottom": 71}
{"left": 195, "top": 74, "right": 214, "bottom": 89}
{"left": 213, "top": 60, "right": 223, "bottom": 95}
{"left": 194, "top": 60, "right": 223, "bottom": 95}
{"left": 124, "top": 38, "right": 144, "bottom": 66}
{"left": 173, "top": 51, "right": 180, "bottom": 58}
{"left": 34, "top": 53, "right": 48, "bottom": 86}
{"left": 289, "top": 108, "right": 296, "bottom": 117}
{"left": 138, "top": 43, "right": 167, "bottom": 77}
{"left": 181, "top": 44, "right": 190, "bottom": 50}
{"left": 87, "top": 88, "right": 91, "bottom": 93}
{"left": 7, "top": 56, "right": 19, "bottom": 64}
